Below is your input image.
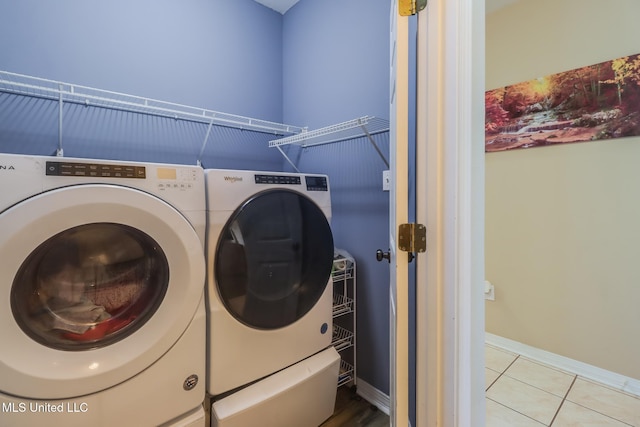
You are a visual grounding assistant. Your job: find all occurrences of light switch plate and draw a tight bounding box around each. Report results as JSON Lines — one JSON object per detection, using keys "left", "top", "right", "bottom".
{"left": 383, "top": 170, "right": 390, "bottom": 191}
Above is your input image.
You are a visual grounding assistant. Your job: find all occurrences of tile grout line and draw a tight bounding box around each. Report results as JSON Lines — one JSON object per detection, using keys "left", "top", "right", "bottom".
{"left": 487, "top": 344, "right": 640, "bottom": 426}
{"left": 486, "top": 396, "right": 547, "bottom": 426}
{"left": 564, "top": 388, "right": 636, "bottom": 427}
{"left": 486, "top": 354, "right": 520, "bottom": 391}
{"left": 489, "top": 353, "right": 574, "bottom": 396}
{"left": 548, "top": 374, "right": 577, "bottom": 426}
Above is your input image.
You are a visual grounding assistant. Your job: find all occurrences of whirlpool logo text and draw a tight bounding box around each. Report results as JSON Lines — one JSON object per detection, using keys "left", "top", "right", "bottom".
{"left": 223, "top": 176, "right": 243, "bottom": 183}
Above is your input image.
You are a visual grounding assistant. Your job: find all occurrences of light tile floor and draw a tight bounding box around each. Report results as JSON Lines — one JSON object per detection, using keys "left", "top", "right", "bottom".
{"left": 485, "top": 344, "right": 640, "bottom": 426}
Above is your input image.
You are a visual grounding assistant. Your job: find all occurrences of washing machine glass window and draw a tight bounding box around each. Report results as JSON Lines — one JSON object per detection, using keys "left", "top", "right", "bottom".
{"left": 215, "top": 189, "right": 334, "bottom": 330}
{"left": 11, "top": 223, "right": 169, "bottom": 351}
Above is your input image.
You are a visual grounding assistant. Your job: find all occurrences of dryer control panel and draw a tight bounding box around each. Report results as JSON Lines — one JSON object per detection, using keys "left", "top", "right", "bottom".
{"left": 255, "top": 174, "right": 301, "bottom": 185}
{"left": 253, "top": 174, "right": 328, "bottom": 192}
{"left": 305, "top": 176, "right": 328, "bottom": 192}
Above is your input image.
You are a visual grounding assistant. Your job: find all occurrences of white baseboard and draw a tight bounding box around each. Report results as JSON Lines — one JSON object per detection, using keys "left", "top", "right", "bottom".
{"left": 486, "top": 333, "right": 640, "bottom": 397}
{"left": 355, "top": 377, "right": 390, "bottom": 416}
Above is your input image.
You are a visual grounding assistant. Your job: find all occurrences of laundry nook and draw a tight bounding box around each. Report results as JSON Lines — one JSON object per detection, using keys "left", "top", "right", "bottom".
{"left": 0, "top": 0, "right": 394, "bottom": 426}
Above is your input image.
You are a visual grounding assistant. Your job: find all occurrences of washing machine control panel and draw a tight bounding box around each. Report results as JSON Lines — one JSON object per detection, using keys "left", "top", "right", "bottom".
{"left": 46, "top": 161, "right": 146, "bottom": 179}
{"left": 156, "top": 167, "right": 199, "bottom": 191}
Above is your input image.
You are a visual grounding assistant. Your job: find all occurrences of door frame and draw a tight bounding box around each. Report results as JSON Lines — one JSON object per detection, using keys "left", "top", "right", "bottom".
{"left": 414, "top": 0, "right": 485, "bottom": 425}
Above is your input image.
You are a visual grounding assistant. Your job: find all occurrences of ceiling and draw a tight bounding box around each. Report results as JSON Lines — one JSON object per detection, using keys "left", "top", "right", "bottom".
{"left": 253, "top": 0, "right": 521, "bottom": 16}
{"left": 253, "top": 0, "right": 299, "bottom": 14}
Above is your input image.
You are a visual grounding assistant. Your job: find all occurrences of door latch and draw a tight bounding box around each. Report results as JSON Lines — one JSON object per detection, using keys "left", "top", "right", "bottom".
{"left": 398, "top": 223, "right": 426, "bottom": 262}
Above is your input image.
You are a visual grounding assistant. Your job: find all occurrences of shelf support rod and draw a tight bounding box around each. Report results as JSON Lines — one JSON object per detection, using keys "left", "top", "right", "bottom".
{"left": 57, "top": 84, "right": 64, "bottom": 157}
{"left": 276, "top": 145, "right": 300, "bottom": 173}
{"left": 359, "top": 123, "right": 389, "bottom": 168}
{"left": 197, "top": 113, "right": 216, "bottom": 166}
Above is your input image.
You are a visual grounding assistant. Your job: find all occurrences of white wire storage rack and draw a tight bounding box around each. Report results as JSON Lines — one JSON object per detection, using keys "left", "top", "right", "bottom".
{"left": 0, "top": 70, "right": 305, "bottom": 162}
{"left": 268, "top": 115, "right": 389, "bottom": 172}
{"left": 331, "top": 254, "right": 356, "bottom": 388}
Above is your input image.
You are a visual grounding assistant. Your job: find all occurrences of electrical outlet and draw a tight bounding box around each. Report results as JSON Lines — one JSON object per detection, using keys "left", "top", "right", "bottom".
{"left": 484, "top": 280, "right": 495, "bottom": 301}
{"left": 383, "top": 170, "right": 390, "bottom": 191}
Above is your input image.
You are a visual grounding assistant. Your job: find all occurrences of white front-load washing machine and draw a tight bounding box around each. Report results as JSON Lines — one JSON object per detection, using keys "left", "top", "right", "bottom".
{"left": 205, "top": 169, "right": 339, "bottom": 426}
{"left": 0, "top": 153, "right": 207, "bottom": 427}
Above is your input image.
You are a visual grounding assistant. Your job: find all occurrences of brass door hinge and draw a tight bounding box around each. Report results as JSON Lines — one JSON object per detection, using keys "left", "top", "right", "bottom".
{"left": 399, "top": 0, "right": 427, "bottom": 16}
{"left": 398, "top": 223, "right": 426, "bottom": 262}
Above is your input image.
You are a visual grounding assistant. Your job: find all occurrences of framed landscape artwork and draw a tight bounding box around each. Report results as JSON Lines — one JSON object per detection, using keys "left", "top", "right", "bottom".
{"left": 485, "top": 53, "right": 640, "bottom": 152}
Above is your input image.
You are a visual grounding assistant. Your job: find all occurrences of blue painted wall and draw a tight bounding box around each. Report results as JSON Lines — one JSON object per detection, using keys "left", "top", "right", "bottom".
{"left": 282, "top": 0, "right": 389, "bottom": 126}
{"left": 0, "top": 0, "right": 285, "bottom": 169}
{"left": 0, "top": 0, "right": 283, "bottom": 120}
{"left": 282, "top": 0, "right": 392, "bottom": 395}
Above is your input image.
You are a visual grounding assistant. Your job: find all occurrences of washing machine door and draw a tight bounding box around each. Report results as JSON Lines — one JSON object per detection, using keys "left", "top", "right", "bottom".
{"left": 0, "top": 184, "right": 204, "bottom": 399}
{"left": 215, "top": 189, "right": 333, "bottom": 329}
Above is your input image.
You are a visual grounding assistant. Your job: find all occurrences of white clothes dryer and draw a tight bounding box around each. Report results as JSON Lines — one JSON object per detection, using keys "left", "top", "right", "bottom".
{"left": 0, "top": 153, "right": 207, "bottom": 427}
{"left": 205, "top": 169, "right": 336, "bottom": 396}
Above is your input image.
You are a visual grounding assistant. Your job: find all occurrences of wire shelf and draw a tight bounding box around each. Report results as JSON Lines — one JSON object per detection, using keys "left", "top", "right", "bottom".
{"left": 0, "top": 70, "right": 304, "bottom": 136}
{"left": 337, "top": 359, "right": 355, "bottom": 387}
{"left": 332, "top": 258, "right": 354, "bottom": 282}
{"left": 333, "top": 293, "right": 354, "bottom": 317}
{"left": 332, "top": 270, "right": 353, "bottom": 282}
{"left": 268, "top": 115, "right": 389, "bottom": 148}
{"left": 331, "top": 253, "right": 356, "bottom": 389}
{"left": 332, "top": 324, "right": 354, "bottom": 352}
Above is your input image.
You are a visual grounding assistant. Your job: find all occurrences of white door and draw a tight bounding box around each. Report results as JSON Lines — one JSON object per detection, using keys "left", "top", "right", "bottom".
{"left": 389, "top": 0, "right": 410, "bottom": 425}
{"left": 391, "top": 0, "right": 486, "bottom": 426}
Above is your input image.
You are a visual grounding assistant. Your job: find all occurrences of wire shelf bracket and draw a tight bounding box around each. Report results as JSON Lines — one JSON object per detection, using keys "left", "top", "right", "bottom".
{"left": 268, "top": 115, "right": 390, "bottom": 170}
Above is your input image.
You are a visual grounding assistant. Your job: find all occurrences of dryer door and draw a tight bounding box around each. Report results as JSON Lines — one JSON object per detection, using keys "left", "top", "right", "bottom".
{"left": 215, "top": 189, "right": 333, "bottom": 329}
{"left": 0, "top": 184, "right": 204, "bottom": 399}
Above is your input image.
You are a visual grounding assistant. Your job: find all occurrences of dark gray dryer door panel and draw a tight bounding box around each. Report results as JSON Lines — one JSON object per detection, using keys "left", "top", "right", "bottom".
{"left": 215, "top": 189, "right": 333, "bottom": 330}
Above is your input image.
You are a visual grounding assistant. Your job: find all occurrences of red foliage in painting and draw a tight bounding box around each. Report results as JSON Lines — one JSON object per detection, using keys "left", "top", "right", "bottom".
{"left": 485, "top": 89, "right": 509, "bottom": 134}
